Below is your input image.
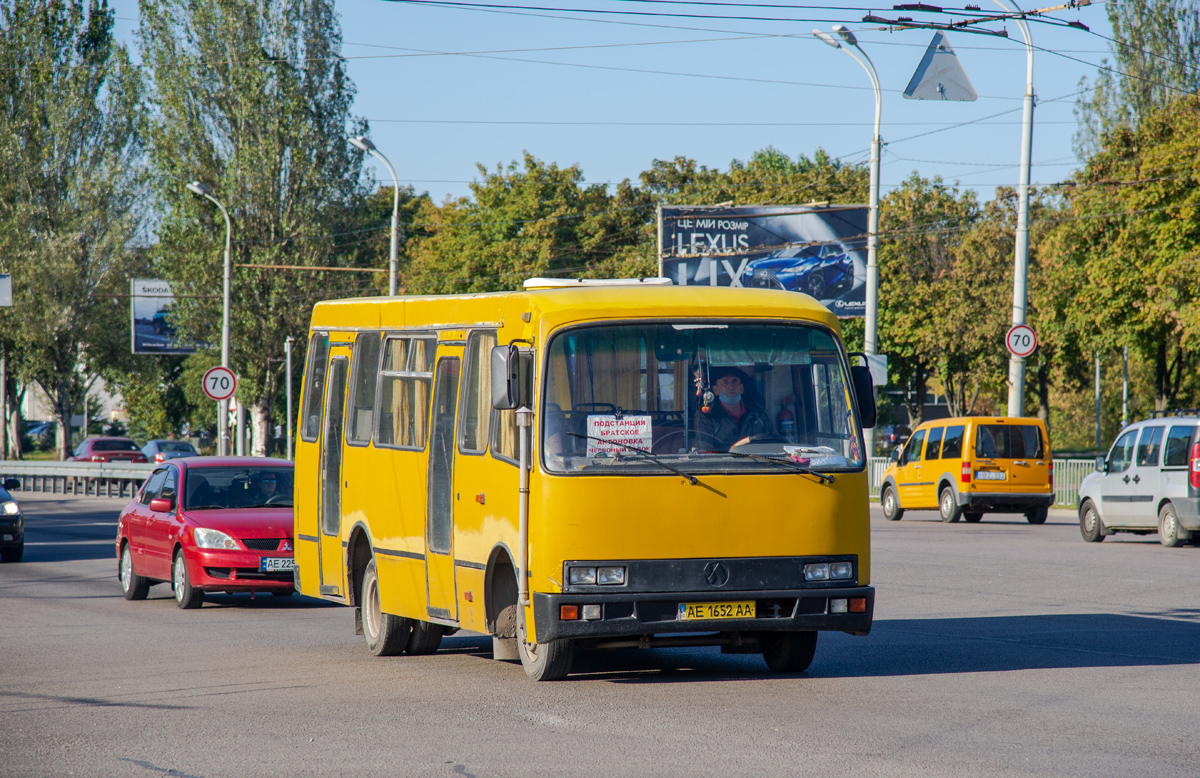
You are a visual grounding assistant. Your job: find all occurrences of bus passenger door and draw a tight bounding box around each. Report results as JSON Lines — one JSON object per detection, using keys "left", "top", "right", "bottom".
{"left": 425, "top": 354, "right": 461, "bottom": 621}
{"left": 319, "top": 353, "right": 350, "bottom": 597}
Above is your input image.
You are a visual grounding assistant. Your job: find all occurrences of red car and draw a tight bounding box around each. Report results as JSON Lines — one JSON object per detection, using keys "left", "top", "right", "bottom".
{"left": 115, "top": 457, "right": 296, "bottom": 608}
{"left": 70, "top": 436, "right": 148, "bottom": 463}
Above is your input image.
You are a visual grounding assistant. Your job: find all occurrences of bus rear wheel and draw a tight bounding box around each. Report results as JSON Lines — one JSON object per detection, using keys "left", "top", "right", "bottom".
{"left": 406, "top": 620, "right": 444, "bottom": 655}
{"left": 517, "top": 620, "right": 574, "bottom": 681}
{"left": 362, "top": 559, "right": 412, "bottom": 656}
{"left": 761, "top": 631, "right": 817, "bottom": 673}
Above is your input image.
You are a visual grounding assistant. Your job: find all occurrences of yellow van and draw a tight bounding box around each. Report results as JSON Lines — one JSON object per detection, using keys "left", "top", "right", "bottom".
{"left": 879, "top": 416, "right": 1053, "bottom": 524}
{"left": 293, "top": 280, "right": 879, "bottom": 680}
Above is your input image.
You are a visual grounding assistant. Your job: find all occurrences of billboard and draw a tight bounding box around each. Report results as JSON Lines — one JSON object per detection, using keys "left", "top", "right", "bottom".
{"left": 658, "top": 204, "right": 868, "bottom": 317}
{"left": 130, "top": 279, "right": 197, "bottom": 355}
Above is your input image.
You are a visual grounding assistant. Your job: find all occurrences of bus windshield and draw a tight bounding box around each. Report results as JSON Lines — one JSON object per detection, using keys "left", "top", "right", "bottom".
{"left": 542, "top": 321, "right": 864, "bottom": 475}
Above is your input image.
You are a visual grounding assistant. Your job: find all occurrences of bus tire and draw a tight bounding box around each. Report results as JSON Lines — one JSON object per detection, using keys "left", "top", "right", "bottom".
{"left": 761, "top": 631, "right": 817, "bottom": 673}
{"left": 362, "top": 559, "right": 412, "bottom": 656}
{"left": 881, "top": 486, "right": 903, "bottom": 521}
{"left": 406, "top": 620, "right": 444, "bottom": 655}
{"left": 939, "top": 487, "right": 962, "bottom": 523}
{"left": 518, "top": 620, "right": 574, "bottom": 681}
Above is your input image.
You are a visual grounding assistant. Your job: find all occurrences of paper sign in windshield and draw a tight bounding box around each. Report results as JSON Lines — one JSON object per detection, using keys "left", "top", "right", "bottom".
{"left": 586, "top": 415, "right": 652, "bottom": 457}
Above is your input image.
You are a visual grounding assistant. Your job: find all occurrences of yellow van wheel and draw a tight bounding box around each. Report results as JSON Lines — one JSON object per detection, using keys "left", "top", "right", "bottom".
{"left": 880, "top": 486, "right": 904, "bottom": 521}
{"left": 939, "top": 488, "right": 963, "bottom": 523}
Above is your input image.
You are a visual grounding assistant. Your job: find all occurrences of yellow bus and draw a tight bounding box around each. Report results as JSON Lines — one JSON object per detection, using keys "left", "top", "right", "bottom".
{"left": 293, "top": 279, "right": 877, "bottom": 680}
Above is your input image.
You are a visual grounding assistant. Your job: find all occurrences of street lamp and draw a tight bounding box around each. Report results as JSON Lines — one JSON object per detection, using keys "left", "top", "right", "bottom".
{"left": 186, "top": 181, "right": 233, "bottom": 457}
{"left": 349, "top": 135, "right": 401, "bottom": 296}
{"left": 991, "top": 0, "right": 1035, "bottom": 418}
{"left": 816, "top": 24, "right": 882, "bottom": 454}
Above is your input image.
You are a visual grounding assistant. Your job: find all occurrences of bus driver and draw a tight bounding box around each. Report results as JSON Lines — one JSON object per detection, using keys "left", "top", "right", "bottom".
{"left": 697, "top": 366, "right": 774, "bottom": 451}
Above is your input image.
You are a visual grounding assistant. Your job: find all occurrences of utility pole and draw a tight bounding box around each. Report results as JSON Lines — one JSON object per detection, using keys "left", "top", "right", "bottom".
{"left": 285, "top": 336, "right": 294, "bottom": 461}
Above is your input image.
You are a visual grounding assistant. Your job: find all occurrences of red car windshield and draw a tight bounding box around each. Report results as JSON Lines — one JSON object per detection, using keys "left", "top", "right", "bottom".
{"left": 184, "top": 467, "right": 294, "bottom": 510}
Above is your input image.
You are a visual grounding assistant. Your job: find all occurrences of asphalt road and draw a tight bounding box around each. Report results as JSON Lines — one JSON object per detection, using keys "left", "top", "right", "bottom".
{"left": 2, "top": 493, "right": 1198, "bottom": 778}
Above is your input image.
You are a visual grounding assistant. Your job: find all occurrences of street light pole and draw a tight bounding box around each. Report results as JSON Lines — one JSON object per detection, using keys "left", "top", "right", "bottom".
{"left": 817, "top": 25, "right": 882, "bottom": 455}
{"left": 994, "top": 0, "right": 1036, "bottom": 417}
{"left": 349, "top": 136, "right": 401, "bottom": 296}
{"left": 186, "top": 181, "right": 233, "bottom": 457}
{"left": 285, "top": 335, "right": 294, "bottom": 461}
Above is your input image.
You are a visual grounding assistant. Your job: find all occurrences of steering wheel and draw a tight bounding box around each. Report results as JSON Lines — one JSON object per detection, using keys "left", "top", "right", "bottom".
{"left": 730, "top": 433, "right": 788, "bottom": 450}
{"left": 265, "top": 494, "right": 288, "bottom": 506}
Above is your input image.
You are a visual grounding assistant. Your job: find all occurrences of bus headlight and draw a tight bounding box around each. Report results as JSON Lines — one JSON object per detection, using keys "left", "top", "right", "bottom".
{"left": 568, "top": 566, "right": 597, "bottom": 585}
{"left": 804, "top": 562, "right": 854, "bottom": 582}
{"left": 597, "top": 566, "right": 625, "bottom": 585}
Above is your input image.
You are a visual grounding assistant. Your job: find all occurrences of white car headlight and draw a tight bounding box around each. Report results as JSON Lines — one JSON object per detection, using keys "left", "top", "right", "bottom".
{"left": 194, "top": 527, "right": 238, "bottom": 549}
{"left": 1, "top": 501, "right": 18, "bottom": 515}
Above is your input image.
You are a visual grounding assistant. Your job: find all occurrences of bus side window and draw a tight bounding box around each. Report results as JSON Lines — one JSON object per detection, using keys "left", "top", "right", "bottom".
{"left": 347, "top": 331, "right": 382, "bottom": 446}
{"left": 300, "top": 332, "right": 329, "bottom": 442}
{"left": 459, "top": 331, "right": 497, "bottom": 454}
{"left": 375, "top": 336, "right": 434, "bottom": 449}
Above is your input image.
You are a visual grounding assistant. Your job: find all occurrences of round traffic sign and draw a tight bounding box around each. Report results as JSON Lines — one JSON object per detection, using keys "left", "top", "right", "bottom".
{"left": 202, "top": 366, "right": 237, "bottom": 401}
{"left": 1006, "top": 324, "right": 1038, "bottom": 358}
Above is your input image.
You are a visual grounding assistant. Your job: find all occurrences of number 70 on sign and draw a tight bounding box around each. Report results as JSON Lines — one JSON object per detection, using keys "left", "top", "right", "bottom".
{"left": 1006, "top": 325, "right": 1038, "bottom": 358}
{"left": 202, "top": 366, "right": 237, "bottom": 401}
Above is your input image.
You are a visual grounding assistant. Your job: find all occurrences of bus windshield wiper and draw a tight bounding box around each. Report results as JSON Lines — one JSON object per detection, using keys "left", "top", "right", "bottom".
{"left": 567, "top": 432, "right": 701, "bottom": 486}
{"left": 726, "top": 451, "right": 836, "bottom": 483}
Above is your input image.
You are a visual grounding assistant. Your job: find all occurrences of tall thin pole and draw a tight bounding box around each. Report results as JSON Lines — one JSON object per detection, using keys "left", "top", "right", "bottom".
{"left": 188, "top": 183, "right": 234, "bottom": 457}
{"left": 997, "top": 0, "right": 1036, "bottom": 418}
{"left": 1094, "top": 353, "right": 1101, "bottom": 450}
{"left": 349, "top": 138, "right": 401, "bottom": 296}
{"left": 1121, "top": 346, "right": 1129, "bottom": 427}
{"left": 1, "top": 343, "right": 7, "bottom": 461}
{"left": 285, "top": 335, "right": 294, "bottom": 461}
{"left": 836, "top": 38, "right": 882, "bottom": 455}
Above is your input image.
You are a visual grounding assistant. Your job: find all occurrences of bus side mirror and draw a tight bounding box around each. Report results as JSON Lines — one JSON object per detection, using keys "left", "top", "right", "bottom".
{"left": 1095, "top": 455, "right": 1106, "bottom": 473}
{"left": 491, "top": 345, "right": 522, "bottom": 410}
{"left": 850, "top": 365, "right": 876, "bottom": 429}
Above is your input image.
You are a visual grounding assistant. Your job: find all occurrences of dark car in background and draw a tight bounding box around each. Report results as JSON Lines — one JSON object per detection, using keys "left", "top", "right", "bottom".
{"left": 142, "top": 439, "right": 199, "bottom": 463}
{"left": 69, "top": 437, "right": 148, "bottom": 463}
{"left": 742, "top": 243, "right": 855, "bottom": 300}
{"left": 0, "top": 477, "right": 24, "bottom": 562}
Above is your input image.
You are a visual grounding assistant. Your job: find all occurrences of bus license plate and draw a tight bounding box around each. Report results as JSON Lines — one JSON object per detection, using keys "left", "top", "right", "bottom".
{"left": 261, "top": 557, "right": 296, "bottom": 572}
{"left": 976, "top": 471, "right": 1006, "bottom": 481}
{"left": 678, "top": 601, "right": 756, "bottom": 621}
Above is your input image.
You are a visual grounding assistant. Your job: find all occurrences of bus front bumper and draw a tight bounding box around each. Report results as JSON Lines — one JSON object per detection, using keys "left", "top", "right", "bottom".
{"left": 532, "top": 586, "right": 874, "bottom": 643}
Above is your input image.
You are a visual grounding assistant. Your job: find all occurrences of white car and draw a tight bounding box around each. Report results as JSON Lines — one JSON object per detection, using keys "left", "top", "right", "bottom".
{"left": 1078, "top": 415, "right": 1200, "bottom": 546}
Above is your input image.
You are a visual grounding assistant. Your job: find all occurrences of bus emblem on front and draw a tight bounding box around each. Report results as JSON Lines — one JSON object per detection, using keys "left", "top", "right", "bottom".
{"left": 703, "top": 562, "right": 730, "bottom": 588}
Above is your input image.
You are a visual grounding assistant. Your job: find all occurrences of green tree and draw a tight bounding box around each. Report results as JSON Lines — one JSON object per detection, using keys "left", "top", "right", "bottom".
{"left": 1049, "top": 95, "right": 1200, "bottom": 412}
{"left": 0, "top": 0, "right": 143, "bottom": 459}
{"left": 1075, "top": 0, "right": 1200, "bottom": 156}
{"left": 139, "top": 0, "right": 370, "bottom": 454}
{"left": 405, "top": 153, "right": 653, "bottom": 294}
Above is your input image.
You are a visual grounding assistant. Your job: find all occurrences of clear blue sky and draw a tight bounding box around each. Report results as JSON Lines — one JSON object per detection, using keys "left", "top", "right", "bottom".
{"left": 110, "top": 0, "right": 1117, "bottom": 206}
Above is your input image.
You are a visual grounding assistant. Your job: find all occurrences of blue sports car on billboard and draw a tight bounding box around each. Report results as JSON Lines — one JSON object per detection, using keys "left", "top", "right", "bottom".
{"left": 741, "top": 243, "right": 855, "bottom": 300}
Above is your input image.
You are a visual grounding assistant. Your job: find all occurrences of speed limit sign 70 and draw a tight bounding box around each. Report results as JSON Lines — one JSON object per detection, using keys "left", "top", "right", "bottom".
{"left": 1006, "top": 325, "right": 1038, "bottom": 358}
{"left": 202, "top": 366, "right": 237, "bottom": 401}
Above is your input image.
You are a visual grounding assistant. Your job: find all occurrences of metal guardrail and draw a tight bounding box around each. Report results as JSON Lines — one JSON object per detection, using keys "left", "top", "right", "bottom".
{"left": 0, "top": 461, "right": 155, "bottom": 499}
{"left": 866, "top": 457, "right": 1092, "bottom": 508}
{"left": 1, "top": 456, "right": 1094, "bottom": 507}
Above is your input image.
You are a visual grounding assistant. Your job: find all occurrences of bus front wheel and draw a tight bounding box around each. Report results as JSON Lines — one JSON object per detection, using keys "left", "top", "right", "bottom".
{"left": 761, "top": 631, "right": 817, "bottom": 673}
{"left": 518, "top": 620, "right": 574, "bottom": 681}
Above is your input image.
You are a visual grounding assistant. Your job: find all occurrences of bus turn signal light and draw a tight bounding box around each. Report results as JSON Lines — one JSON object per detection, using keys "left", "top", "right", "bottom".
{"left": 560, "top": 605, "right": 579, "bottom": 620}
{"left": 850, "top": 598, "right": 867, "bottom": 613}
